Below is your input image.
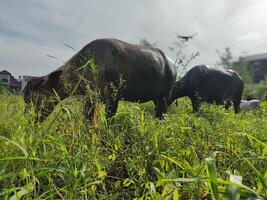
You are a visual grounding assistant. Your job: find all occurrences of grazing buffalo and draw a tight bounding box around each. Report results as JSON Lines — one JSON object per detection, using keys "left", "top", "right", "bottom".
{"left": 240, "top": 99, "right": 260, "bottom": 110}
{"left": 23, "top": 38, "right": 177, "bottom": 122}
{"left": 168, "top": 65, "right": 244, "bottom": 113}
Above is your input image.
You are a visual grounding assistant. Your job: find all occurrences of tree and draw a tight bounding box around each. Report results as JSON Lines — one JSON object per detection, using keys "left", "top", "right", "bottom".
{"left": 216, "top": 47, "right": 267, "bottom": 100}
{"left": 139, "top": 38, "right": 158, "bottom": 48}
{"left": 216, "top": 47, "right": 253, "bottom": 84}
{"left": 169, "top": 33, "right": 200, "bottom": 75}
{"left": 139, "top": 34, "right": 200, "bottom": 76}
{"left": 216, "top": 47, "right": 233, "bottom": 69}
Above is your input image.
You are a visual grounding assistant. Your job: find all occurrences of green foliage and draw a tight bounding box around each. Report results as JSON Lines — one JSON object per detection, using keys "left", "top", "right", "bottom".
{"left": 0, "top": 95, "right": 266, "bottom": 199}
{"left": 139, "top": 39, "right": 157, "bottom": 48}
{"left": 232, "top": 60, "right": 253, "bottom": 85}
{"left": 231, "top": 59, "right": 267, "bottom": 100}
{"left": 206, "top": 158, "right": 219, "bottom": 199}
{"left": 216, "top": 47, "right": 253, "bottom": 84}
{"left": 217, "top": 47, "right": 267, "bottom": 100}
{"left": 216, "top": 47, "right": 234, "bottom": 69}
{"left": 0, "top": 84, "right": 11, "bottom": 94}
{"left": 244, "top": 79, "right": 267, "bottom": 100}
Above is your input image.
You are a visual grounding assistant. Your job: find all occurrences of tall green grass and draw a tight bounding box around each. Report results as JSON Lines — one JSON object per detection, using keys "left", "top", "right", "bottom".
{"left": 0, "top": 94, "right": 266, "bottom": 199}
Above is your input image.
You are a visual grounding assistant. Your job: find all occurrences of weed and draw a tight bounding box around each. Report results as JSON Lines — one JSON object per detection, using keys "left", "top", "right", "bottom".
{"left": 0, "top": 94, "right": 266, "bottom": 199}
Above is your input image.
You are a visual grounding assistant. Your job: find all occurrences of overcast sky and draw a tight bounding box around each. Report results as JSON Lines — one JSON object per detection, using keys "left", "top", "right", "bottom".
{"left": 0, "top": 0, "right": 266, "bottom": 77}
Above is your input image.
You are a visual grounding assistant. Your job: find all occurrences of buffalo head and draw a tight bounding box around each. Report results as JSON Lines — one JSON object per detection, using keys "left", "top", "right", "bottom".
{"left": 23, "top": 69, "right": 63, "bottom": 122}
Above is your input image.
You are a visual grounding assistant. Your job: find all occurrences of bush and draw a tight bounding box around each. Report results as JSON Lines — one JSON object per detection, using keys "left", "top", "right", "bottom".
{"left": 243, "top": 79, "right": 267, "bottom": 100}
{"left": 0, "top": 84, "right": 10, "bottom": 94}
{"left": 0, "top": 94, "right": 266, "bottom": 199}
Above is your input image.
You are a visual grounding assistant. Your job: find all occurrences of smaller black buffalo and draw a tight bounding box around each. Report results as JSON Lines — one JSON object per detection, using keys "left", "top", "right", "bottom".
{"left": 168, "top": 65, "right": 244, "bottom": 113}
{"left": 23, "top": 38, "right": 177, "bottom": 122}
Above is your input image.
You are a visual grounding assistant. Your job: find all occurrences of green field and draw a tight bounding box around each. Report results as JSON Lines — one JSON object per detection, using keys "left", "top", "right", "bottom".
{"left": 0, "top": 94, "right": 266, "bottom": 199}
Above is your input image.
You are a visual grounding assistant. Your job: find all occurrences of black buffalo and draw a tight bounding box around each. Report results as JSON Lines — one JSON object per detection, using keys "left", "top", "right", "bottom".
{"left": 23, "top": 38, "right": 177, "bottom": 122}
{"left": 168, "top": 65, "right": 244, "bottom": 113}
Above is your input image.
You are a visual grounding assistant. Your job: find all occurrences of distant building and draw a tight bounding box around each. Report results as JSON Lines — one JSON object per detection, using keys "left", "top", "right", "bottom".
{"left": 0, "top": 70, "right": 21, "bottom": 92}
{"left": 241, "top": 53, "right": 267, "bottom": 83}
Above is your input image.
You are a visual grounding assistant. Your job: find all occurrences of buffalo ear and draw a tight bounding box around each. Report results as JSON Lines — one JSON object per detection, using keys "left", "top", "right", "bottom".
{"left": 47, "top": 70, "right": 63, "bottom": 87}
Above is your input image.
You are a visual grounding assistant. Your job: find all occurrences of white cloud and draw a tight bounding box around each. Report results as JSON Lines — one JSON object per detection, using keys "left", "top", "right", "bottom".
{"left": 0, "top": 35, "right": 74, "bottom": 77}
{"left": 0, "top": 0, "right": 267, "bottom": 77}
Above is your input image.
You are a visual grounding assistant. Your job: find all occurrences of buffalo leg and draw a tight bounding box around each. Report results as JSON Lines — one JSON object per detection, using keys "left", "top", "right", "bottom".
{"left": 103, "top": 85, "right": 120, "bottom": 118}
{"left": 233, "top": 88, "right": 243, "bottom": 114}
{"left": 191, "top": 98, "right": 201, "bottom": 112}
{"left": 105, "top": 98, "right": 119, "bottom": 118}
{"left": 225, "top": 100, "right": 232, "bottom": 109}
{"left": 233, "top": 99, "right": 241, "bottom": 114}
{"left": 155, "top": 97, "right": 167, "bottom": 119}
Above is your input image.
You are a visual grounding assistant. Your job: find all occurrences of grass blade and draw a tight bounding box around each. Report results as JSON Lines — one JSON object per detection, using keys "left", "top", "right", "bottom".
{"left": 0, "top": 136, "right": 28, "bottom": 157}
{"left": 206, "top": 157, "right": 219, "bottom": 200}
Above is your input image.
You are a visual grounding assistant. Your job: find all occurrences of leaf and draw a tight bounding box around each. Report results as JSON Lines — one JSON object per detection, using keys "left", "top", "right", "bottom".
{"left": 224, "top": 173, "right": 242, "bottom": 200}
{"left": 225, "top": 186, "right": 240, "bottom": 200}
{"left": 173, "top": 188, "right": 179, "bottom": 200}
{"left": 156, "top": 176, "right": 206, "bottom": 186}
{"left": 0, "top": 136, "right": 28, "bottom": 157}
{"left": 123, "top": 178, "right": 134, "bottom": 187}
{"left": 217, "top": 178, "right": 259, "bottom": 196}
{"left": 244, "top": 157, "right": 267, "bottom": 190}
{"left": 9, "top": 182, "right": 34, "bottom": 200}
{"left": 162, "top": 184, "right": 172, "bottom": 197}
{"left": 98, "top": 171, "right": 106, "bottom": 178}
{"left": 153, "top": 167, "right": 164, "bottom": 179}
{"left": 108, "top": 153, "right": 116, "bottom": 161}
{"left": 160, "top": 155, "right": 184, "bottom": 170}
{"left": 149, "top": 182, "right": 156, "bottom": 196}
{"left": 160, "top": 154, "right": 197, "bottom": 177}
{"left": 206, "top": 158, "right": 219, "bottom": 200}
{"left": 262, "top": 145, "right": 267, "bottom": 157}
{"left": 0, "top": 157, "right": 47, "bottom": 162}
